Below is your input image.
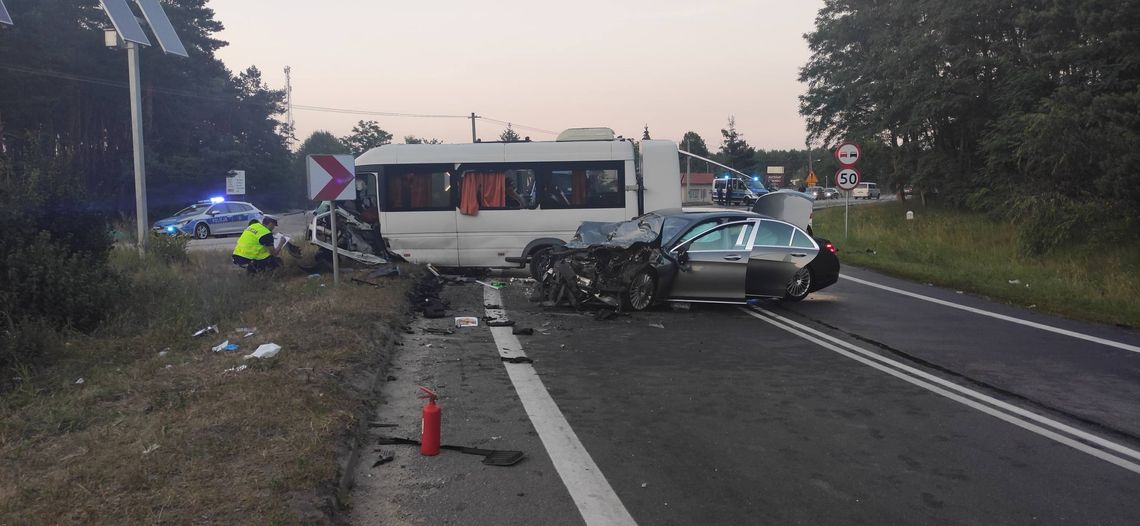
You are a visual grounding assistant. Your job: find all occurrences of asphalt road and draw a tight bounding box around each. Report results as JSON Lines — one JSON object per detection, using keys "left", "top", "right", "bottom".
{"left": 349, "top": 265, "right": 1140, "bottom": 525}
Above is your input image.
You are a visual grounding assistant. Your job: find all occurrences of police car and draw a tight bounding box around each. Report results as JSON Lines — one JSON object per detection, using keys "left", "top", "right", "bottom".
{"left": 152, "top": 198, "right": 265, "bottom": 239}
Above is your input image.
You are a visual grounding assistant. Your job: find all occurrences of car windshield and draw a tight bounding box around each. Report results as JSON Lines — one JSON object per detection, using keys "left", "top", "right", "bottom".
{"left": 173, "top": 204, "right": 208, "bottom": 217}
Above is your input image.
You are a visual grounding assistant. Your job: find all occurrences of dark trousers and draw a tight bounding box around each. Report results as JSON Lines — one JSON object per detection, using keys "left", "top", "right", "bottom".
{"left": 233, "top": 255, "right": 281, "bottom": 274}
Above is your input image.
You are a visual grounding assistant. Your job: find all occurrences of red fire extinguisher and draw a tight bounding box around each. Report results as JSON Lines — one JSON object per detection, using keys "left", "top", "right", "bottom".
{"left": 418, "top": 386, "right": 441, "bottom": 456}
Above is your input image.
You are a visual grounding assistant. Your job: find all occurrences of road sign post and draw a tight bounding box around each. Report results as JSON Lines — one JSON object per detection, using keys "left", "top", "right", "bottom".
{"left": 307, "top": 154, "right": 357, "bottom": 286}
{"left": 834, "top": 142, "right": 862, "bottom": 242}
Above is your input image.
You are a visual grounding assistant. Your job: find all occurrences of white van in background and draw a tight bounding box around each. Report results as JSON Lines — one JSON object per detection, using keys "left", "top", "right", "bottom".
{"left": 310, "top": 128, "right": 684, "bottom": 273}
{"left": 852, "top": 182, "right": 881, "bottom": 199}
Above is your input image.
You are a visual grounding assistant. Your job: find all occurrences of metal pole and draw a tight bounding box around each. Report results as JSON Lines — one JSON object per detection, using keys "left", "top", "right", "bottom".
{"left": 684, "top": 138, "right": 691, "bottom": 204}
{"left": 845, "top": 192, "right": 850, "bottom": 242}
{"left": 470, "top": 112, "right": 477, "bottom": 143}
{"left": 329, "top": 200, "right": 340, "bottom": 285}
{"left": 128, "top": 41, "right": 148, "bottom": 256}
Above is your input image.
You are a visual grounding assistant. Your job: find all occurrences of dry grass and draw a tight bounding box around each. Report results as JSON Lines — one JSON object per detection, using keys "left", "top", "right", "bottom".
{"left": 0, "top": 249, "right": 411, "bottom": 524}
{"left": 814, "top": 201, "right": 1140, "bottom": 328}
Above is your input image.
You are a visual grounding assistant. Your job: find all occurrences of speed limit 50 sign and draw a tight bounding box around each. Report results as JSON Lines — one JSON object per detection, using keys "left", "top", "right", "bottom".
{"left": 835, "top": 167, "right": 861, "bottom": 191}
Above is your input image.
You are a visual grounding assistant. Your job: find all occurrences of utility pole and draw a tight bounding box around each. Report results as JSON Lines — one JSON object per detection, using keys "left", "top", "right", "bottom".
{"left": 684, "top": 138, "right": 692, "bottom": 204}
{"left": 470, "top": 112, "right": 479, "bottom": 143}
{"left": 284, "top": 66, "right": 293, "bottom": 133}
{"left": 127, "top": 40, "right": 148, "bottom": 257}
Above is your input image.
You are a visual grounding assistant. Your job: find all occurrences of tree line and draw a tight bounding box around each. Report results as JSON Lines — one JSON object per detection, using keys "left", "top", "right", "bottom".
{"left": 798, "top": 0, "right": 1139, "bottom": 253}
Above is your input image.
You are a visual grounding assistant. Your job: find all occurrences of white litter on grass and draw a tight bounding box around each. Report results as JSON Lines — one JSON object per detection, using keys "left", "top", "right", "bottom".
{"left": 223, "top": 364, "right": 248, "bottom": 374}
{"left": 244, "top": 343, "right": 281, "bottom": 360}
{"left": 648, "top": 323, "right": 665, "bottom": 329}
{"left": 235, "top": 327, "right": 257, "bottom": 338}
{"left": 211, "top": 340, "right": 231, "bottom": 353}
{"left": 1008, "top": 279, "right": 1021, "bottom": 285}
{"left": 158, "top": 350, "right": 169, "bottom": 357}
{"left": 192, "top": 325, "right": 219, "bottom": 337}
{"left": 74, "top": 378, "right": 84, "bottom": 385}
{"left": 143, "top": 444, "right": 160, "bottom": 455}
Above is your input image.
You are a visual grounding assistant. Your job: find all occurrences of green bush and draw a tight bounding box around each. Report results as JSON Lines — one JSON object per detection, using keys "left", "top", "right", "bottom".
{"left": 146, "top": 232, "right": 190, "bottom": 264}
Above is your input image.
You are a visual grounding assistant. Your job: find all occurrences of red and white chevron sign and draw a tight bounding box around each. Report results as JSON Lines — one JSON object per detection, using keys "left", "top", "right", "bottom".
{"left": 306, "top": 154, "right": 357, "bottom": 201}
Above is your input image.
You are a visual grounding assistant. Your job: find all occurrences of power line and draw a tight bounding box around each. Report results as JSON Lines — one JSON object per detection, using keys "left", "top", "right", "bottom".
{"left": 0, "top": 63, "right": 559, "bottom": 136}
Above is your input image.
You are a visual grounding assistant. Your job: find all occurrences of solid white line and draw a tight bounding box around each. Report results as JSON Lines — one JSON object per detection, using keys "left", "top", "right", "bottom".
{"left": 742, "top": 308, "right": 1140, "bottom": 476}
{"left": 486, "top": 288, "right": 637, "bottom": 526}
{"left": 747, "top": 307, "right": 1140, "bottom": 464}
{"left": 840, "top": 274, "right": 1140, "bottom": 355}
{"left": 743, "top": 308, "right": 1140, "bottom": 474}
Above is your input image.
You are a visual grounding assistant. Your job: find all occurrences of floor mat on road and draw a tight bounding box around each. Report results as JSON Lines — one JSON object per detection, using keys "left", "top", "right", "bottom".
{"left": 375, "top": 436, "right": 527, "bottom": 466}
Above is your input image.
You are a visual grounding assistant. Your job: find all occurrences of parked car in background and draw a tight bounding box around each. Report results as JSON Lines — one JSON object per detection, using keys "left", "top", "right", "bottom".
{"left": 852, "top": 182, "right": 881, "bottom": 199}
{"left": 151, "top": 198, "right": 264, "bottom": 239}
{"left": 804, "top": 186, "right": 824, "bottom": 200}
{"left": 823, "top": 187, "right": 840, "bottom": 199}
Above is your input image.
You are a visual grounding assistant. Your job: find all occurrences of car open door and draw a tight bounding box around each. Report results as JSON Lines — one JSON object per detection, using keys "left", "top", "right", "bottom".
{"left": 668, "top": 220, "right": 758, "bottom": 302}
{"left": 745, "top": 219, "right": 817, "bottom": 298}
{"left": 751, "top": 190, "right": 813, "bottom": 231}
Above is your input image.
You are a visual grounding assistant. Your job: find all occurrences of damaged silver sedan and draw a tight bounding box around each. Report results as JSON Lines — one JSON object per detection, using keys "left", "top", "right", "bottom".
{"left": 537, "top": 208, "right": 840, "bottom": 310}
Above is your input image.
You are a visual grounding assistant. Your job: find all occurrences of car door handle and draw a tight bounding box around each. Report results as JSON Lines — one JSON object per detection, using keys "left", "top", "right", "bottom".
{"left": 791, "top": 253, "right": 807, "bottom": 257}
{"left": 723, "top": 254, "right": 742, "bottom": 261}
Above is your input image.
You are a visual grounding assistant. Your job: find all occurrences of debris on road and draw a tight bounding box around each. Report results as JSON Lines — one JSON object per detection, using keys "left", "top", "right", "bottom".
{"left": 648, "top": 323, "right": 665, "bottom": 329}
{"left": 375, "top": 436, "right": 526, "bottom": 467}
{"left": 502, "top": 356, "right": 534, "bottom": 364}
{"left": 512, "top": 327, "right": 534, "bottom": 336}
{"left": 485, "top": 318, "right": 515, "bottom": 327}
{"left": 367, "top": 267, "right": 400, "bottom": 278}
{"left": 192, "top": 325, "right": 219, "bottom": 337}
{"left": 422, "top": 327, "right": 455, "bottom": 335}
{"left": 372, "top": 449, "right": 395, "bottom": 468}
{"left": 455, "top": 317, "right": 479, "bottom": 328}
{"left": 244, "top": 343, "right": 281, "bottom": 360}
{"left": 670, "top": 302, "right": 691, "bottom": 311}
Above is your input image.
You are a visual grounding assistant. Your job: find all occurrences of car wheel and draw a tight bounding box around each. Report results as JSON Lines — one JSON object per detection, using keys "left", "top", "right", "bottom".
{"left": 624, "top": 270, "right": 657, "bottom": 311}
{"left": 529, "top": 246, "right": 555, "bottom": 279}
{"left": 194, "top": 223, "right": 210, "bottom": 239}
{"left": 784, "top": 267, "right": 812, "bottom": 302}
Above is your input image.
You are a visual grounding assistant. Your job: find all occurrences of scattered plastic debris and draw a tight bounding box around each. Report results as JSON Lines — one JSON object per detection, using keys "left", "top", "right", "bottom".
{"left": 475, "top": 280, "right": 505, "bottom": 289}
{"left": 223, "top": 364, "right": 249, "bottom": 374}
{"left": 212, "top": 340, "right": 238, "bottom": 353}
{"left": 423, "top": 327, "right": 455, "bottom": 335}
{"left": 74, "top": 378, "right": 85, "bottom": 385}
{"left": 641, "top": 483, "right": 648, "bottom": 488}
{"left": 956, "top": 291, "right": 964, "bottom": 294}
{"left": 158, "top": 350, "right": 169, "bottom": 357}
{"left": 1008, "top": 279, "right": 1021, "bottom": 285}
{"left": 486, "top": 318, "right": 515, "bottom": 327}
{"left": 648, "top": 323, "right": 665, "bottom": 329}
{"left": 502, "top": 356, "right": 534, "bottom": 364}
{"left": 670, "top": 302, "right": 691, "bottom": 311}
{"left": 367, "top": 267, "right": 400, "bottom": 278}
{"left": 244, "top": 343, "right": 282, "bottom": 360}
{"left": 143, "top": 444, "right": 160, "bottom": 455}
{"left": 372, "top": 449, "right": 395, "bottom": 468}
{"left": 235, "top": 327, "right": 257, "bottom": 338}
{"left": 192, "top": 325, "right": 219, "bottom": 337}
{"left": 455, "top": 317, "right": 479, "bottom": 328}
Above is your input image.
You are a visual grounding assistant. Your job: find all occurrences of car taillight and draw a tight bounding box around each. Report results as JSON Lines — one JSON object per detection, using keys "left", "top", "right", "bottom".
{"left": 825, "top": 242, "right": 837, "bottom": 254}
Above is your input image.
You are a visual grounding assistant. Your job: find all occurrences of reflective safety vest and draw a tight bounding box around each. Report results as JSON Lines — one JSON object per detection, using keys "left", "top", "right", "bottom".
{"left": 233, "top": 223, "right": 271, "bottom": 261}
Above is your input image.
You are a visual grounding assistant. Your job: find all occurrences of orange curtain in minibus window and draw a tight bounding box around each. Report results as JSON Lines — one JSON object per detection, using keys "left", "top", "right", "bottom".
{"left": 479, "top": 172, "right": 505, "bottom": 208}
{"left": 460, "top": 172, "right": 480, "bottom": 215}
{"left": 570, "top": 171, "right": 588, "bottom": 205}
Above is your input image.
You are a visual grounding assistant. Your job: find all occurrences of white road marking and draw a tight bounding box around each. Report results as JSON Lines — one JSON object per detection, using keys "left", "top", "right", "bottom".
{"left": 485, "top": 288, "right": 637, "bottom": 526}
{"left": 841, "top": 274, "right": 1140, "bottom": 355}
{"left": 742, "top": 306, "right": 1140, "bottom": 476}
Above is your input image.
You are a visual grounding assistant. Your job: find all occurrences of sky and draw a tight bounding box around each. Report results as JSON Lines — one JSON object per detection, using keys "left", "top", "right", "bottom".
{"left": 208, "top": 0, "right": 825, "bottom": 151}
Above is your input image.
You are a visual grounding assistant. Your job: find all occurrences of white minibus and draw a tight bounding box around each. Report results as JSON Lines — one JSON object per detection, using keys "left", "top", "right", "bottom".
{"left": 319, "top": 128, "right": 683, "bottom": 274}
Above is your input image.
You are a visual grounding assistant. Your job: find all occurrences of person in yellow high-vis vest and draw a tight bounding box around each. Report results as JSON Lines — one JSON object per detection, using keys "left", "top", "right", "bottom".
{"left": 232, "top": 216, "right": 281, "bottom": 273}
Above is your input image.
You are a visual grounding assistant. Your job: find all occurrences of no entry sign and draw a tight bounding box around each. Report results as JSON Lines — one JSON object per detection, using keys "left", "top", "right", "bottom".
{"left": 307, "top": 154, "right": 357, "bottom": 201}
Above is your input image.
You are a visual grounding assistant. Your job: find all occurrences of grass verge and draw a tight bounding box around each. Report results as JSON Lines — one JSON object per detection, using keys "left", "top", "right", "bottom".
{"left": 0, "top": 248, "right": 411, "bottom": 523}
{"left": 813, "top": 201, "right": 1140, "bottom": 328}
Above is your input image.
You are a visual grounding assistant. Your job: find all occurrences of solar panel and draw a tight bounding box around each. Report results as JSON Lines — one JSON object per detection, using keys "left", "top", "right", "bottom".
{"left": 99, "top": 0, "right": 150, "bottom": 45}
{"left": 0, "top": 0, "right": 14, "bottom": 26}
{"left": 133, "top": 0, "right": 187, "bottom": 57}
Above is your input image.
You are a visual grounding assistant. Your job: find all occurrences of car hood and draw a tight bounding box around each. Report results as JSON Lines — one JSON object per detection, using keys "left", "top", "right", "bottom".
{"left": 750, "top": 190, "right": 813, "bottom": 231}
{"left": 566, "top": 214, "right": 665, "bottom": 249}
{"left": 153, "top": 216, "right": 187, "bottom": 228}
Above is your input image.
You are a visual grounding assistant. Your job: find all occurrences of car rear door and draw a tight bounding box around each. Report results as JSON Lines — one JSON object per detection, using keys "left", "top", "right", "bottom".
{"left": 668, "top": 219, "right": 758, "bottom": 302}
{"left": 745, "top": 219, "right": 818, "bottom": 298}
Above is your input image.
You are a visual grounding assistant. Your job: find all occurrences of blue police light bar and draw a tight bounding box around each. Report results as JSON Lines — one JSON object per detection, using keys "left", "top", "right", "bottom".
{"left": 209, "top": 196, "right": 225, "bottom": 203}
{"left": 0, "top": 1, "right": 13, "bottom": 26}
